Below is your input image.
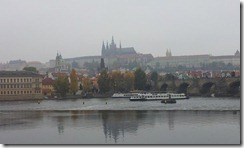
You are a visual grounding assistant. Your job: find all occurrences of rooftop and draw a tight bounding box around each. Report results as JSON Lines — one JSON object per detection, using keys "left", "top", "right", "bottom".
{"left": 0, "top": 71, "right": 42, "bottom": 77}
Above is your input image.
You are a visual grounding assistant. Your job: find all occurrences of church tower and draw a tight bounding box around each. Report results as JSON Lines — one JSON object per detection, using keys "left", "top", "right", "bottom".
{"left": 102, "top": 41, "right": 106, "bottom": 56}
{"left": 55, "top": 52, "right": 62, "bottom": 72}
{"left": 110, "top": 36, "right": 117, "bottom": 50}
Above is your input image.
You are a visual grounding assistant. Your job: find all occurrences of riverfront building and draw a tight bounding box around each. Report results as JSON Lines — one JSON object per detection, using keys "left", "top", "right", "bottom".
{"left": 0, "top": 71, "right": 43, "bottom": 100}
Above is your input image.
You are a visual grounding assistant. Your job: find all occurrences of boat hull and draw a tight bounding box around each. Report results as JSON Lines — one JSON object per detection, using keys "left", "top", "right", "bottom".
{"left": 161, "top": 99, "right": 176, "bottom": 104}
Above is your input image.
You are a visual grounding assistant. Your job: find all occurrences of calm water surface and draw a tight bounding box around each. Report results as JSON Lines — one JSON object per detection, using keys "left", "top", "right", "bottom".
{"left": 0, "top": 97, "right": 240, "bottom": 110}
{"left": 0, "top": 97, "right": 240, "bottom": 144}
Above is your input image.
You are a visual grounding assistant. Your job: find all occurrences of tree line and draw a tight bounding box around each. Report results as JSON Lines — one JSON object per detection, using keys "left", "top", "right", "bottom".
{"left": 52, "top": 68, "right": 160, "bottom": 97}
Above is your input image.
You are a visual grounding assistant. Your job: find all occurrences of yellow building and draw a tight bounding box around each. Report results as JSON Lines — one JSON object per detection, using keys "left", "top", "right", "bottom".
{"left": 42, "top": 78, "right": 54, "bottom": 96}
{"left": 0, "top": 71, "right": 43, "bottom": 100}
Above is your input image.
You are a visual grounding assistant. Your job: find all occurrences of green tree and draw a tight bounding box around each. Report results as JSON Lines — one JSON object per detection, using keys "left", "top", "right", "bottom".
{"left": 97, "top": 70, "right": 110, "bottom": 93}
{"left": 53, "top": 76, "right": 69, "bottom": 97}
{"left": 82, "top": 77, "right": 92, "bottom": 93}
{"left": 151, "top": 71, "right": 158, "bottom": 90}
{"left": 23, "top": 66, "right": 38, "bottom": 73}
{"left": 134, "top": 68, "right": 146, "bottom": 90}
{"left": 70, "top": 69, "right": 78, "bottom": 95}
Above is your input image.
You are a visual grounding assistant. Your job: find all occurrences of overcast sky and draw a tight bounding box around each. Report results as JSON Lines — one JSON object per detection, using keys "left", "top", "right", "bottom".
{"left": 0, "top": 0, "right": 240, "bottom": 63}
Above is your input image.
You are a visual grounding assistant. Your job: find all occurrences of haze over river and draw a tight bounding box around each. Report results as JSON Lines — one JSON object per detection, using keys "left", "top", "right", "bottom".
{"left": 0, "top": 97, "right": 240, "bottom": 144}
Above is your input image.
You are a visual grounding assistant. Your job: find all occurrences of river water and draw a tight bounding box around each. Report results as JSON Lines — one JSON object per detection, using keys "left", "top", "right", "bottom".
{"left": 0, "top": 97, "right": 241, "bottom": 144}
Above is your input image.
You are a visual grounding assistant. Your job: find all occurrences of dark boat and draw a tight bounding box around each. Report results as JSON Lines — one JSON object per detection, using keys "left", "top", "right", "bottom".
{"left": 161, "top": 99, "right": 176, "bottom": 104}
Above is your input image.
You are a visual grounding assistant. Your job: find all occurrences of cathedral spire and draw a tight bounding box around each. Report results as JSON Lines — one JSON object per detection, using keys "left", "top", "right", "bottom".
{"left": 102, "top": 41, "right": 106, "bottom": 56}
{"left": 112, "top": 36, "right": 114, "bottom": 44}
{"left": 102, "top": 41, "right": 105, "bottom": 50}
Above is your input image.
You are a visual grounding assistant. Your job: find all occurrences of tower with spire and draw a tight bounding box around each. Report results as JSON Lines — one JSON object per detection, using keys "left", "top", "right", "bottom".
{"left": 101, "top": 36, "right": 136, "bottom": 57}
{"left": 102, "top": 41, "right": 106, "bottom": 56}
{"left": 55, "top": 52, "right": 62, "bottom": 72}
{"left": 110, "top": 36, "right": 117, "bottom": 50}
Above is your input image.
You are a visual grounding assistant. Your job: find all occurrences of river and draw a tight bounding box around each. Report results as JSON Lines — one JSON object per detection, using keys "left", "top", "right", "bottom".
{"left": 0, "top": 96, "right": 240, "bottom": 144}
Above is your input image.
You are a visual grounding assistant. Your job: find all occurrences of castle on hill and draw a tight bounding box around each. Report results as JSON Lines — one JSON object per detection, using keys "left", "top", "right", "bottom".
{"left": 102, "top": 36, "right": 136, "bottom": 57}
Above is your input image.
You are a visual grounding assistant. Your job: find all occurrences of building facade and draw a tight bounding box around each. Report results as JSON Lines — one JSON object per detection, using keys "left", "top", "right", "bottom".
{"left": 210, "top": 50, "right": 240, "bottom": 66}
{"left": 149, "top": 50, "right": 240, "bottom": 70}
{"left": 42, "top": 77, "right": 54, "bottom": 96}
{"left": 0, "top": 71, "right": 43, "bottom": 100}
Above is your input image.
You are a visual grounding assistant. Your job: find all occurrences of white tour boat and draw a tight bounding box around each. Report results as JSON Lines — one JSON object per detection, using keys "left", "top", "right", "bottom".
{"left": 129, "top": 93, "right": 189, "bottom": 101}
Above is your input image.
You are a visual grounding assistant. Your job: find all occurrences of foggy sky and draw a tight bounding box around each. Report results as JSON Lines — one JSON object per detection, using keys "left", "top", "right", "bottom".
{"left": 0, "top": 0, "right": 240, "bottom": 63}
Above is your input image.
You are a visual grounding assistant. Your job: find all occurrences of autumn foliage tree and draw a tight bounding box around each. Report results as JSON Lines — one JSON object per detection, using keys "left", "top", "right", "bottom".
{"left": 123, "top": 71, "right": 135, "bottom": 92}
{"left": 110, "top": 70, "right": 135, "bottom": 93}
{"left": 111, "top": 71, "right": 123, "bottom": 92}
{"left": 70, "top": 69, "right": 78, "bottom": 95}
{"left": 53, "top": 75, "right": 69, "bottom": 97}
{"left": 82, "top": 77, "right": 92, "bottom": 93}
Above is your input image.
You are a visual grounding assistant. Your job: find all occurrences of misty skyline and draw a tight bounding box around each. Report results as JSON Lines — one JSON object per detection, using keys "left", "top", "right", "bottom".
{"left": 0, "top": 0, "right": 240, "bottom": 63}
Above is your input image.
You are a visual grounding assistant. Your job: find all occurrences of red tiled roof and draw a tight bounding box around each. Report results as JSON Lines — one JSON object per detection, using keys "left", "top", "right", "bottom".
{"left": 42, "top": 78, "right": 54, "bottom": 85}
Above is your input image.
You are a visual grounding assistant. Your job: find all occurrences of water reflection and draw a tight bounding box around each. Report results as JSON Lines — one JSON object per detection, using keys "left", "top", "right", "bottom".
{"left": 101, "top": 111, "right": 139, "bottom": 143}
{"left": 57, "top": 116, "right": 64, "bottom": 135}
{"left": 0, "top": 110, "right": 240, "bottom": 144}
{"left": 168, "top": 111, "right": 175, "bottom": 130}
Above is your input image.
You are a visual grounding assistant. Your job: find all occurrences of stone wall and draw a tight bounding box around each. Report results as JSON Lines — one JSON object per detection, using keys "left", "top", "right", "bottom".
{"left": 0, "top": 94, "right": 43, "bottom": 101}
